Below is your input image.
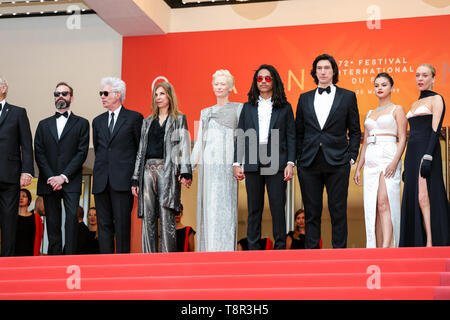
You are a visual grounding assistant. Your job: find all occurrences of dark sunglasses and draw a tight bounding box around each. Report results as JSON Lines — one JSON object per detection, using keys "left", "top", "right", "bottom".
{"left": 99, "top": 91, "right": 114, "bottom": 97}
{"left": 53, "top": 91, "right": 70, "bottom": 97}
{"left": 257, "top": 76, "right": 272, "bottom": 83}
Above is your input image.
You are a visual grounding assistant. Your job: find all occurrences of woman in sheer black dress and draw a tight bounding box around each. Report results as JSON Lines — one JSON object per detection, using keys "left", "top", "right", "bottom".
{"left": 400, "top": 64, "right": 450, "bottom": 247}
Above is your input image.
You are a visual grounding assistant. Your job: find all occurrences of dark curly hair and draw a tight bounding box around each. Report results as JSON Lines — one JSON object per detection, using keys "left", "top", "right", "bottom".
{"left": 247, "top": 64, "right": 287, "bottom": 108}
{"left": 310, "top": 54, "right": 339, "bottom": 85}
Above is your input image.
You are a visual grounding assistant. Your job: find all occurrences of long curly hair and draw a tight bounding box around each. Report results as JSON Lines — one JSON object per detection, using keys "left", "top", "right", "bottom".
{"left": 247, "top": 64, "right": 287, "bottom": 108}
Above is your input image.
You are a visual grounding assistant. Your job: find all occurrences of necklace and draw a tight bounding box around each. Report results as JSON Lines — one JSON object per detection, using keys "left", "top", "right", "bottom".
{"left": 375, "top": 102, "right": 393, "bottom": 113}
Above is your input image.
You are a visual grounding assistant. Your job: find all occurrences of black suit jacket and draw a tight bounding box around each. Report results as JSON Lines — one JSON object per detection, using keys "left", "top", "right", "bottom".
{"left": 295, "top": 86, "right": 361, "bottom": 167}
{"left": 235, "top": 101, "right": 296, "bottom": 173}
{"left": 34, "top": 112, "right": 90, "bottom": 195}
{"left": 0, "top": 102, "right": 34, "bottom": 184}
{"left": 92, "top": 106, "right": 143, "bottom": 193}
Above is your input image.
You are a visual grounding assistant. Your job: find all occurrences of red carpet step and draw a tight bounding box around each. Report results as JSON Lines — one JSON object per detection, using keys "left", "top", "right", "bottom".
{"left": 0, "top": 247, "right": 449, "bottom": 300}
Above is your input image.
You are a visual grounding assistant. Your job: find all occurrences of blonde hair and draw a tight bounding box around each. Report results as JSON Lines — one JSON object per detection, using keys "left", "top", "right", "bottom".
{"left": 418, "top": 63, "right": 436, "bottom": 78}
{"left": 212, "top": 69, "right": 235, "bottom": 88}
{"left": 151, "top": 81, "right": 181, "bottom": 120}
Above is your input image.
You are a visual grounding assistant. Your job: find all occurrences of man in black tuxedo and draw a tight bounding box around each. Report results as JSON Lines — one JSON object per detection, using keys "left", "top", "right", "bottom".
{"left": 92, "top": 77, "right": 143, "bottom": 254}
{"left": 296, "top": 54, "right": 361, "bottom": 249}
{"left": 234, "top": 64, "right": 296, "bottom": 250}
{"left": 0, "top": 76, "right": 34, "bottom": 256}
{"left": 34, "top": 82, "right": 89, "bottom": 255}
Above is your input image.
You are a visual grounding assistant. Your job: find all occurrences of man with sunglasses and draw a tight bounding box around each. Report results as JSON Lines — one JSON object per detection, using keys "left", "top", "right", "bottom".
{"left": 34, "top": 82, "right": 89, "bottom": 255}
{"left": 0, "top": 76, "right": 34, "bottom": 256}
{"left": 92, "top": 77, "right": 143, "bottom": 254}
{"left": 296, "top": 54, "right": 361, "bottom": 249}
{"left": 234, "top": 64, "right": 296, "bottom": 250}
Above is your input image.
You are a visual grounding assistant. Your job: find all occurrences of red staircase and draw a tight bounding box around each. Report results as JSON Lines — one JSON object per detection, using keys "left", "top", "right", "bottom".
{"left": 0, "top": 247, "right": 449, "bottom": 300}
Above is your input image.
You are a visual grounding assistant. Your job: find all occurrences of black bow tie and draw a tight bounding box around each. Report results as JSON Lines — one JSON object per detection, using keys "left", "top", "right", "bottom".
{"left": 318, "top": 86, "right": 331, "bottom": 95}
{"left": 55, "top": 111, "right": 69, "bottom": 118}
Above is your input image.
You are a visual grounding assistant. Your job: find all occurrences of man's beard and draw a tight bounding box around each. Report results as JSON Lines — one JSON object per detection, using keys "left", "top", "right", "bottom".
{"left": 55, "top": 99, "right": 70, "bottom": 109}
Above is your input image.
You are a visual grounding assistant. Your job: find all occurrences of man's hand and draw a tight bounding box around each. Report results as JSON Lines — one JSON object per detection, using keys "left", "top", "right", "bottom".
{"left": 20, "top": 173, "right": 32, "bottom": 187}
{"left": 48, "top": 176, "right": 65, "bottom": 191}
{"left": 233, "top": 166, "right": 245, "bottom": 181}
{"left": 131, "top": 186, "right": 139, "bottom": 197}
{"left": 283, "top": 164, "right": 294, "bottom": 181}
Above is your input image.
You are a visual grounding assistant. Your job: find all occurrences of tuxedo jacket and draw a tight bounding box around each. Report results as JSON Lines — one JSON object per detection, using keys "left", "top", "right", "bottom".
{"left": 92, "top": 106, "right": 143, "bottom": 193}
{"left": 0, "top": 102, "right": 34, "bottom": 184}
{"left": 34, "top": 112, "right": 90, "bottom": 195}
{"left": 234, "top": 101, "right": 296, "bottom": 173}
{"left": 295, "top": 86, "right": 361, "bottom": 167}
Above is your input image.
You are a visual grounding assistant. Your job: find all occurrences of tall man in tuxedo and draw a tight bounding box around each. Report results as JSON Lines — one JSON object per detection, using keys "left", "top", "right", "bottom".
{"left": 92, "top": 77, "right": 143, "bottom": 254}
{"left": 0, "top": 76, "right": 34, "bottom": 256}
{"left": 34, "top": 82, "right": 90, "bottom": 255}
{"left": 234, "top": 64, "right": 296, "bottom": 250}
{"left": 296, "top": 54, "right": 361, "bottom": 249}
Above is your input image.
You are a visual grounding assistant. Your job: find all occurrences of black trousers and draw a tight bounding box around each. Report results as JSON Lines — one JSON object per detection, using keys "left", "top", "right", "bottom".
{"left": 43, "top": 190, "right": 80, "bottom": 255}
{"left": 0, "top": 181, "right": 19, "bottom": 256}
{"left": 94, "top": 183, "right": 133, "bottom": 254}
{"left": 298, "top": 149, "right": 350, "bottom": 249}
{"left": 245, "top": 170, "right": 287, "bottom": 250}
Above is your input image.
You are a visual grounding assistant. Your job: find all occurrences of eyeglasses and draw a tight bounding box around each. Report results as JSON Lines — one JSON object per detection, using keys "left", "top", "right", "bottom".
{"left": 99, "top": 91, "right": 114, "bottom": 97}
{"left": 53, "top": 91, "right": 70, "bottom": 97}
{"left": 257, "top": 76, "right": 272, "bottom": 83}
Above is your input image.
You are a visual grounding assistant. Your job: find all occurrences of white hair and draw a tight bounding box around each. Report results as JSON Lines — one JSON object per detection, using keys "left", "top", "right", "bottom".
{"left": 212, "top": 69, "right": 234, "bottom": 88}
{"left": 100, "top": 77, "right": 126, "bottom": 103}
{"left": 0, "top": 76, "right": 8, "bottom": 95}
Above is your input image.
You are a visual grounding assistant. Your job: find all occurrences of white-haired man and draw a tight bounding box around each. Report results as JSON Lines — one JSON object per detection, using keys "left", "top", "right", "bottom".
{"left": 92, "top": 77, "right": 143, "bottom": 254}
{"left": 0, "top": 76, "right": 34, "bottom": 256}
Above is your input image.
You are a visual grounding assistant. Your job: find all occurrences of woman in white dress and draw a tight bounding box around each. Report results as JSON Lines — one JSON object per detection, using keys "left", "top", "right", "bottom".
{"left": 191, "top": 70, "right": 243, "bottom": 251}
{"left": 354, "top": 73, "right": 407, "bottom": 248}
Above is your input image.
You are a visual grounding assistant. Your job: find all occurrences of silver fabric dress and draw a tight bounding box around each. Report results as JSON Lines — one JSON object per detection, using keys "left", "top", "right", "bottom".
{"left": 191, "top": 102, "right": 243, "bottom": 252}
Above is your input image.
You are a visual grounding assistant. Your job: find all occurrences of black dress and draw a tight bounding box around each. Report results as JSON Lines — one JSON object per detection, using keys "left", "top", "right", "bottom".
{"left": 15, "top": 215, "right": 35, "bottom": 256}
{"left": 400, "top": 90, "right": 450, "bottom": 246}
{"left": 287, "top": 231, "right": 306, "bottom": 249}
{"left": 176, "top": 226, "right": 196, "bottom": 252}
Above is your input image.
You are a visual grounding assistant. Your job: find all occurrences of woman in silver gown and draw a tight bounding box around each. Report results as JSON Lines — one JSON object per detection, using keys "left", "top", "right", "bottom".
{"left": 191, "top": 70, "right": 242, "bottom": 252}
{"left": 132, "top": 81, "right": 192, "bottom": 253}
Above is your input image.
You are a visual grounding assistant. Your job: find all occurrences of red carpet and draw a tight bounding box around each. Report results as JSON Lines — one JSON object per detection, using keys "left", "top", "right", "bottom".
{"left": 0, "top": 247, "right": 449, "bottom": 300}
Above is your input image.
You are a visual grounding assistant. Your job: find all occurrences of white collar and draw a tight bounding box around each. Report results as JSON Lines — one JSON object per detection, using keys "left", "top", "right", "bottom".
{"left": 110, "top": 105, "right": 122, "bottom": 116}
{"left": 258, "top": 96, "right": 272, "bottom": 103}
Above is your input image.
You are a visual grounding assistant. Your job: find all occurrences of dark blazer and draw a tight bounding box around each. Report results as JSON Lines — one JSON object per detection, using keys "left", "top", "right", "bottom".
{"left": 92, "top": 106, "right": 143, "bottom": 193}
{"left": 34, "top": 112, "right": 90, "bottom": 195}
{"left": 235, "top": 101, "right": 296, "bottom": 173}
{"left": 0, "top": 102, "right": 34, "bottom": 184}
{"left": 296, "top": 86, "right": 361, "bottom": 167}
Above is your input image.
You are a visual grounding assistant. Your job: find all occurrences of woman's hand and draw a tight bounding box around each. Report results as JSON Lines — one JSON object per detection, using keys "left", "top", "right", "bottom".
{"left": 384, "top": 161, "right": 397, "bottom": 179}
{"left": 354, "top": 169, "right": 362, "bottom": 186}
{"left": 179, "top": 176, "right": 192, "bottom": 188}
{"left": 131, "top": 186, "right": 139, "bottom": 197}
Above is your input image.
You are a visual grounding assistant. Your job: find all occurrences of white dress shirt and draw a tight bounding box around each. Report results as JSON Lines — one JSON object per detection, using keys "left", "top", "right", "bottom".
{"left": 314, "top": 84, "right": 336, "bottom": 130}
{"left": 257, "top": 96, "right": 273, "bottom": 144}
{"left": 56, "top": 110, "right": 71, "bottom": 139}
{"left": 108, "top": 105, "right": 122, "bottom": 132}
{"left": 0, "top": 99, "right": 5, "bottom": 117}
{"left": 48, "top": 109, "right": 72, "bottom": 184}
{"left": 233, "top": 97, "right": 294, "bottom": 167}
